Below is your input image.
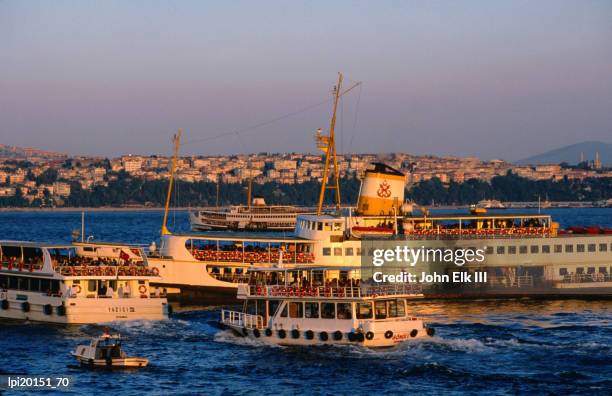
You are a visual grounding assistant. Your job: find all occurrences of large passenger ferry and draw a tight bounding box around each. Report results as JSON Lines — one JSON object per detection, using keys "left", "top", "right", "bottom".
{"left": 148, "top": 75, "right": 611, "bottom": 303}
{"left": 0, "top": 241, "right": 169, "bottom": 324}
{"left": 220, "top": 266, "right": 432, "bottom": 347}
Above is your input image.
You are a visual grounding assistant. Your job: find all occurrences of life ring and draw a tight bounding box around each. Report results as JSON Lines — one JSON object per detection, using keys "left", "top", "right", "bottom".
{"left": 426, "top": 327, "right": 435, "bottom": 337}
{"left": 1, "top": 300, "right": 8, "bottom": 310}
{"left": 73, "top": 284, "right": 82, "bottom": 294}
{"left": 139, "top": 285, "right": 147, "bottom": 295}
{"left": 43, "top": 304, "right": 53, "bottom": 315}
{"left": 253, "top": 328, "right": 260, "bottom": 338}
{"left": 319, "top": 331, "right": 329, "bottom": 341}
{"left": 348, "top": 332, "right": 357, "bottom": 342}
{"left": 410, "top": 329, "right": 418, "bottom": 338}
{"left": 333, "top": 331, "right": 343, "bottom": 341}
{"left": 22, "top": 302, "right": 30, "bottom": 312}
{"left": 265, "top": 328, "right": 272, "bottom": 337}
{"left": 151, "top": 267, "right": 159, "bottom": 276}
{"left": 291, "top": 329, "right": 300, "bottom": 339}
{"left": 278, "top": 329, "right": 286, "bottom": 339}
{"left": 384, "top": 330, "right": 393, "bottom": 339}
{"left": 305, "top": 330, "right": 314, "bottom": 340}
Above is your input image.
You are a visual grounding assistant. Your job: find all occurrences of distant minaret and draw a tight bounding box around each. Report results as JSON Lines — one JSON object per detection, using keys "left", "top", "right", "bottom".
{"left": 580, "top": 151, "right": 584, "bottom": 163}
{"left": 594, "top": 151, "right": 602, "bottom": 170}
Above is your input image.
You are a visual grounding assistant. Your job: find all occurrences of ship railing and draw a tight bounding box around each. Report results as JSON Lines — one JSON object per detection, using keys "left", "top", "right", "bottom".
{"left": 247, "top": 283, "right": 422, "bottom": 298}
{"left": 562, "top": 274, "right": 612, "bottom": 283}
{"left": 55, "top": 265, "right": 160, "bottom": 277}
{"left": 191, "top": 249, "right": 316, "bottom": 264}
{"left": 401, "top": 227, "right": 552, "bottom": 240}
{"left": 209, "top": 273, "right": 251, "bottom": 283}
{"left": 220, "top": 310, "right": 264, "bottom": 329}
{"left": 486, "top": 275, "right": 534, "bottom": 288}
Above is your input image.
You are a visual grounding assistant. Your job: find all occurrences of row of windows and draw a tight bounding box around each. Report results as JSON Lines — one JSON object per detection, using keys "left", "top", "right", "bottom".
{"left": 299, "top": 220, "right": 343, "bottom": 232}
{"left": 486, "top": 243, "right": 610, "bottom": 255}
{"left": 0, "top": 275, "right": 60, "bottom": 293}
{"left": 278, "top": 299, "right": 407, "bottom": 320}
{"left": 322, "top": 247, "right": 362, "bottom": 257}
{"left": 559, "top": 266, "right": 611, "bottom": 275}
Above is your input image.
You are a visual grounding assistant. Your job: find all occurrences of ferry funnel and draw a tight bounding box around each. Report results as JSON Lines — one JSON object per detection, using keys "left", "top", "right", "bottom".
{"left": 356, "top": 163, "right": 406, "bottom": 216}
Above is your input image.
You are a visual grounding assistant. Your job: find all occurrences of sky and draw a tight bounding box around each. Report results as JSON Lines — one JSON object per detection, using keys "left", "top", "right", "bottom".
{"left": 1, "top": 0, "right": 611, "bottom": 161}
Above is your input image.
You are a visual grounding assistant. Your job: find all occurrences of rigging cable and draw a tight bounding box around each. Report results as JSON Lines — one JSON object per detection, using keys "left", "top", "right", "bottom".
{"left": 182, "top": 97, "right": 333, "bottom": 147}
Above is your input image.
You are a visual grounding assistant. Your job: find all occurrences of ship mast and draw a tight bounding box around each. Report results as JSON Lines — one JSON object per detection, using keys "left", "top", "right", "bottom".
{"left": 161, "top": 128, "right": 182, "bottom": 236}
{"left": 316, "top": 73, "right": 361, "bottom": 215}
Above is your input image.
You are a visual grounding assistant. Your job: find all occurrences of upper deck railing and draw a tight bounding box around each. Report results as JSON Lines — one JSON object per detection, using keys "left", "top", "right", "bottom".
{"left": 221, "top": 310, "right": 264, "bottom": 329}
{"left": 242, "top": 284, "right": 423, "bottom": 299}
{"left": 54, "top": 265, "right": 159, "bottom": 277}
{"left": 191, "top": 249, "right": 315, "bottom": 264}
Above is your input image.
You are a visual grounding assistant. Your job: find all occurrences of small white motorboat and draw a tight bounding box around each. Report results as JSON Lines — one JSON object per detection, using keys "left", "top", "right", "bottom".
{"left": 71, "top": 332, "right": 148, "bottom": 368}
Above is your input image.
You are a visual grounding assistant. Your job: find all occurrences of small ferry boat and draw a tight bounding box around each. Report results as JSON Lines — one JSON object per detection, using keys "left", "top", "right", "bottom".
{"left": 0, "top": 241, "right": 169, "bottom": 324}
{"left": 72, "top": 332, "right": 148, "bottom": 368}
{"left": 220, "top": 267, "right": 432, "bottom": 347}
{"left": 190, "top": 197, "right": 318, "bottom": 232}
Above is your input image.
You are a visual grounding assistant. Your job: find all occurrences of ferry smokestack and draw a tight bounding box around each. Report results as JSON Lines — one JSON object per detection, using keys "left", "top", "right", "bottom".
{"left": 356, "top": 163, "right": 406, "bottom": 216}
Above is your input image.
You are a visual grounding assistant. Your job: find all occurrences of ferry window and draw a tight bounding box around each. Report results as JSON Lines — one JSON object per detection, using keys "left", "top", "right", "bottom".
{"left": 576, "top": 267, "right": 584, "bottom": 274}
{"left": 88, "top": 280, "right": 97, "bottom": 292}
{"left": 235, "top": 268, "right": 244, "bottom": 274}
{"left": 333, "top": 248, "right": 342, "bottom": 256}
{"left": 305, "top": 302, "right": 319, "bottom": 318}
{"left": 519, "top": 246, "right": 528, "bottom": 254}
{"left": 23, "top": 247, "right": 44, "bottom": 265}
{"left": 508, "top": 246, "right": 516, "bottom": 254}
{"left": 40, "top": 279, "right": 50, "bottom": 292}
{"left": 374, "top": 301, "right": 387, "bottom": 319}
{"left": 8, "top": 276, "right": 17, "bottom": 289}
{"left": 559, "top": 268, "right": 568, "bottom": 276}
{"left": 356, "top": 248, "right": 362, "bottom": 256}
{"left": 485, "top": 246, "right": 494, "bottom": 255}
{"left": 542, "top": 245, "right": 550, "bottom": 254}
{"left": 388, "top": 300, "right": 405, "bottom": 318}
{"left": 16, "top": 277, "right": 24, "bottom": 290}
{"left": 587, "top": 267, "right": 595, "bottom": 274}
{"left": 345, "top": 248, "right": 354, "bottom": 256}
{"left": 0, "top": 275, "right": 6, "bottom": 289}
{"left": 565, "top": 245, "right": 573, "bottom": 253}
{"left": 322, "top": 248, "right": 331, "bottom": 256}
{"left": 599, "top": 244, "right": 608, "bottom": 252}
{"left": 577, "top": 244, "right": 585, "bottom": 253}
{"left": 496, "top": 246, "right": 505, "bottom": 254}
{"left": 321, "top": 303, "right": 335, "bottom": 319}
{"left": 269, "top": 300, "right": 281, "bottom": 316}
{"left": 223, "top": 267, "right": 232, "bottom": 274}
{"left": 280, "top": 304, "right": 288, "bottom": 318}
{"left": 554, "top": 245, "right": 563, "bottom": 253}
{"left": 337, "top": 303, "right": 352, "bottom": 319}
{"left": 83, "top": 246, "right": 95, "bottom": 252}
{"left": 530, "top": 246, "right": 539, "bottom": 254}
{"left": 30, "top": 278, "right": 40, "bottom": 292}
{"left": 1, "top": 245, "right": 21, "bottom": 260}
{"left": 588, "top": 244, "right": 596, "bottom": 252}
{"left": 599, "top": 267, "right": 608, "bottom": 274}
{"left": 289, "top": 302, "right": 303, "bottom": 318}
{"left": 356, "top": 303, "right": 373, "bottom": 319}
{"left": 317, "top": 222, "right": 323, "bottom": 231}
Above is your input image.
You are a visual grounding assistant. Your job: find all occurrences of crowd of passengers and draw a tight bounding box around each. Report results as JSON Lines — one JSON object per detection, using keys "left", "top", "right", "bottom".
{"left": 189, "top": 244, "right": 315, "bottom": 263}
{"left": 52, "top": 255, "right": 143, "bottom": 267}
{"left": 249, "top": 273, "right": 361, "bottom": 289}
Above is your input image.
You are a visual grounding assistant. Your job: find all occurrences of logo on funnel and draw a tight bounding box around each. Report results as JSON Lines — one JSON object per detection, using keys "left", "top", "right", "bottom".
{"left": 377, "top": 180, "right": 392, "bottom": 198}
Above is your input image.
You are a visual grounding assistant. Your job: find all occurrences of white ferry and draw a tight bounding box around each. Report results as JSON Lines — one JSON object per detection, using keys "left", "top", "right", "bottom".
{"left": 155, "top": 160, "right": 611, "bottom": 301}
{"left": 0, "top": 241, "right": 169, "bottom": 324}
{"left": 220, "top": 266, "right": 432, "bottom": 347}
{"left": 189, "top": 197, "right": 317, "bottom": 231}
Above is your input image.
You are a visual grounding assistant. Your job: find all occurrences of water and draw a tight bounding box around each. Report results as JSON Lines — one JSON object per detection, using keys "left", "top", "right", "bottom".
{"left": 0, "top": 208, "right": 610, "bottom": 395}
